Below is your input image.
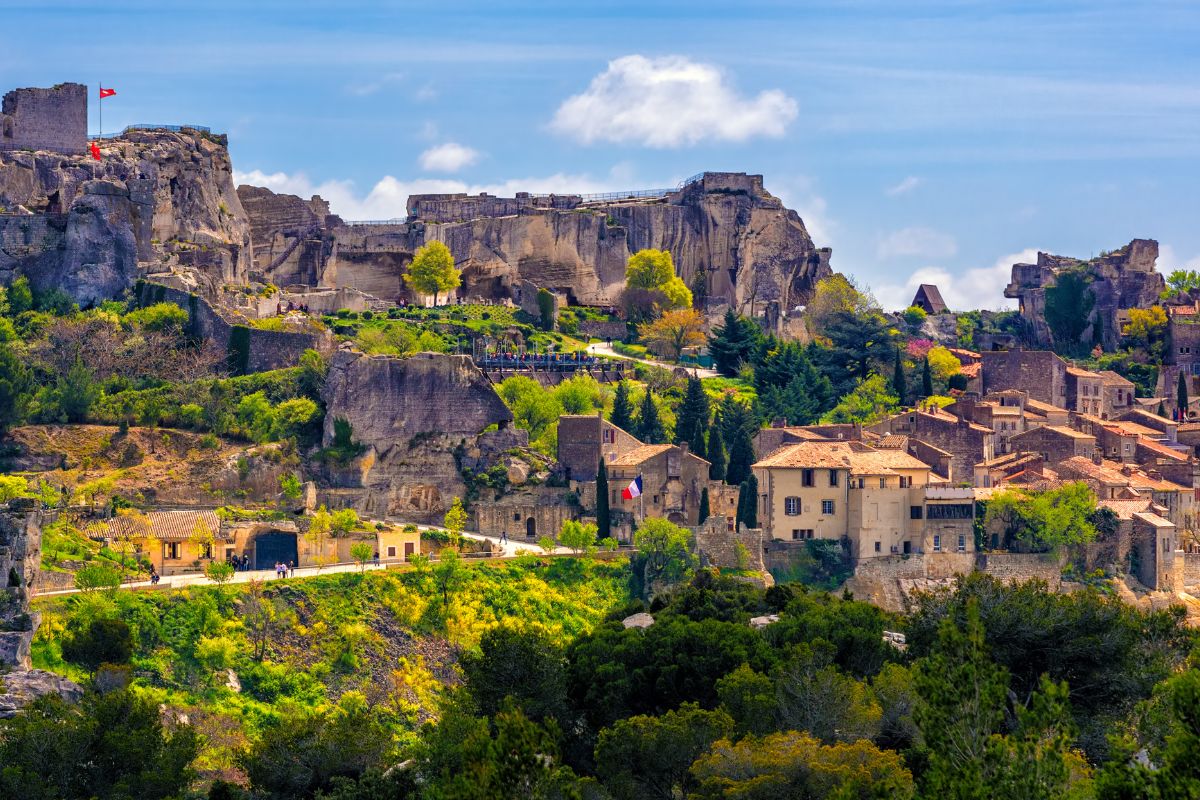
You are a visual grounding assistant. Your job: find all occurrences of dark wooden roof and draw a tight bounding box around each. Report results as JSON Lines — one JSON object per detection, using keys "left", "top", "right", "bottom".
{"left": 912, "top": 284, "right": 948, "bottom": 314}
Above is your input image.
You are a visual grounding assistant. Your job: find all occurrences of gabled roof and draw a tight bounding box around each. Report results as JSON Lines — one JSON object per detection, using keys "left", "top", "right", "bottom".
{"left": 609, "top": 444, "right": 677, "bottom": 467}
{"left": 753, "top": 440, "right": 930, "bottom": 474}
{"left": 912, "top": 283, "right": 948, "bottom": 313}
{"left": 106, "top": 509, "right": 226, "bottom": 541}
{"left": 1097, "top": 370, "right": 1135, "bottom": 388}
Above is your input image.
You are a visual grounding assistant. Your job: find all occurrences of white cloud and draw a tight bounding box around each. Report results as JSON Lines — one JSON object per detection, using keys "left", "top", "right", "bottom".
{"left": 874, "top": 248, "right": 1037, "bottom": 313}
{"left": 414, "top": 83, "right": 437, "bottom": 102}
{"left": 770, "top": 176, "right": 835, "bottom": 248}
{"left": 346, "top": 72, "right": 406, "bottom": 97}
{"left": 877, "top": 226, "right": 958, "bottom": 260}
{"left": 234, "top": 168, "right": 626, "bottom": 221}
{"left": 550, "top": 54, "right": 797, "bottom": 148}
{"left": 885, "top": 176, "right": 921, "bottom": 196}
{"left": 1159, "top": 244, "right": 1200, "bottom": 272}
{"left": 418, "top": 142, "right": 481, "bottom": 173}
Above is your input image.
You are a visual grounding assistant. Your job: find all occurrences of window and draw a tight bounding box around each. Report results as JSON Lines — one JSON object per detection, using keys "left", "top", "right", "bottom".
{"left": 201, "top": 543, "right": 213, "bottom": 559}
{"left": 874, "top": 541, "right": 881, "bottom": 553}
{"left": 829, "top": 470, "right": 839, "bottom": 487}
{"left": 958, "top": 535, "right": 966, "bottom": 552}
{"left": 910, "top": 506, "right": 923, "bottom": 520}
{"left": 652, "top": 494, "right": 659, "bottom": 503}
{"left": 387, "top": 546, "right": 397, "bottom": 558}
{"left": 821, "top": 500, "right": 835, "bottom": 515}
{"left": 513, "top": 512, "right": 521, "bottom": 522}
{"left": 900, "top": 476, "right": 912, "bottom": 488}
{"left": 603, "top": 428, "right": 614, "bottom": 444}
{"left": 857, "top": 478, "right": 866, "bottom": 489}
{"left": 933, "top": 534, "right": 941, "bottom": 552}
{"left": 792, "top": 529, "right": 801, "bottom": 540}
{"left": 802, "top": 469, "right": 815, "bottom": 487}
{"left": 165, "top": 542, "right": 180, "bottom": 560}
{"left": 879, "top": 478, "right": 887, "bottom": 489}
{"left": 784, "top": 496, "right": 801, "bottom": 516}
{"left": 927, "top": 503, "right": 973, "bottom": 520}
{"left": 792, "top": 529, "right": 814, "bottom": 540}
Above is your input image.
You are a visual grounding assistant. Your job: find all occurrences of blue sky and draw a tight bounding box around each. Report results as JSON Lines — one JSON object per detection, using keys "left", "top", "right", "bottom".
{"left": 4, "top": 0, "right": 1199, "bottom": 310}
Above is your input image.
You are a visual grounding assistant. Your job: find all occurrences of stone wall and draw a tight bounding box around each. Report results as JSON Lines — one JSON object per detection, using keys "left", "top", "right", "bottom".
{"left": 0, "top": 83, "right": 87, "bottom": 156}
{"left": 980, "top": 350, "right": 1068, "bottom": 407}
{"left": 694, "top": 515, "right": 766, "bottom": 572}
{"left": 0, "top": 507, "right": 43, "bottom": 670}
{"left": 475, "top": 487, "right": 580, "bottom": 541}
{"left": 137, "top": 282, "right": 330, "bottom": 374}
{"left": 577, "top": 319, "right": 627, "bottom": 341}
{"left": 407, "top": 191, "right": 583, "bottom": 223}
{"left": 1181, "top": 552, "right": 1200, "bottom": 587}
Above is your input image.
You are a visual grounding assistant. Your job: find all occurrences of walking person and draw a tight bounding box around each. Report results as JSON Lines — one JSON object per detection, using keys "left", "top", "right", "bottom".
{"left": 289, "top": 559, "right": 296, "bottom": 578}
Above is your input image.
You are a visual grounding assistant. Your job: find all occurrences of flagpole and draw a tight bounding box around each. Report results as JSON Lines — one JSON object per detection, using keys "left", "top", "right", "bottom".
{"left": 98, "top": 81, "right": 102, "bottom": 139}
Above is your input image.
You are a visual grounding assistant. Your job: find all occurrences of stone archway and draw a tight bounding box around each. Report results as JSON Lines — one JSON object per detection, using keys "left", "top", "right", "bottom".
{"left": 526, "top": 517, "right": 537, "bottom": 538}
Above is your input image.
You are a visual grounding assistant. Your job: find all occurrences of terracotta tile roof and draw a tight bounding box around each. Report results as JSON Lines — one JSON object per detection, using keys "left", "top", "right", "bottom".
{"left": 976, "top": 451, "right": 1042, "bottom": 470}
{"left": 1099, "top": 498, "right": 1154, "bottom": 520}
{"left": 609, "top": 444, "right": 676, "bottom": 467}
{"left": 1056, "top": 456, "right": 1134, "bottom": 485}
{"left": 1120, "top": 408, "right": 1175, "bottom": 428}
{"left": 959, "top": 363, "right": 981, "bottom": 379}
{"left": 1098, "top": 370, "right": 1135, "bottom": 387}
{"left": 753, "top": 440, "right": 930, "bottom": 474}
{"left": 1066, "top": 366, "right": 1102, "bottom": 378}
{"left": 106, "top": 509, "right": 227, "bottom": 541}
{"left": 947, "top": 347, "right": 981, "bottom": 363}
{"left": 1101, "top": 421, "right": 1161, "bottom": 438}
{"left": 1024, "top": 398, "right": 1068, "bottom": 416}
{"left": 1136, "top": 438, "right": 1190, "bottom": 462}
{"left": 1032, "top": 425, "right": 1095, "bottom": 440}
{"left": 876, "top": 434, "right": 909, "bottom": 449}
{"left": 1133, "top": 511, "right": 1175, "bottom": 528}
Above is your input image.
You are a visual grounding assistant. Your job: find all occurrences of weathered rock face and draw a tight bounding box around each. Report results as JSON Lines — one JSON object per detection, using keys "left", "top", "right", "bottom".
{"left": 317, "top": 349, "right": 515, "bottom": 521}
{"left": 0, "top": 670, "right": 84, "bottom": 719}
{"left": 0, "top": 126, "right": 251, "bottom": 304}
{"left": 239, "top": 173, "right": 833, "bottom": 319}
{"left": 1005, "top": 239, "right": 1164, "bottom": 351}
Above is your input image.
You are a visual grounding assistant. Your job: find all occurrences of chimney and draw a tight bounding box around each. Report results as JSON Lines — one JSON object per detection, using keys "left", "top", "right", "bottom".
{"left": 1092, "top": 449, "right": 1103, "bottom": 465}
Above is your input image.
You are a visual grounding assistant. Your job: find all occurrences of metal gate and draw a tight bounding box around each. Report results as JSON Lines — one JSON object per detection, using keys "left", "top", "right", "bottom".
{"left": 253, "top": 531, "right": 298, "bottom": 570}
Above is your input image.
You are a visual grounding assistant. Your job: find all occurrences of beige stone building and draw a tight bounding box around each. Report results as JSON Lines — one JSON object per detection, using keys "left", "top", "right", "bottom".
{"left": 608, "top": 443, "right": 710, "bottom": 541}
{"left": 752, "top": 441, "right": 933, "bottom": 559}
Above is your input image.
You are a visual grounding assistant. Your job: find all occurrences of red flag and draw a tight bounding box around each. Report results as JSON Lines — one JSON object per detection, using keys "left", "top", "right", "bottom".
{"left": 99, "top": 87, "right": 116, "bottom": 98}
{"left": 90, "top": 141, "right": 101, "bottom": 161}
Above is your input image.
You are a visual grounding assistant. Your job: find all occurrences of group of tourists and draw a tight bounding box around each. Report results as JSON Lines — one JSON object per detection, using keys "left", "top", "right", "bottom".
{"left": 228, "top": 554, "right": 253, "bottom": 571}
{"left": 274, "top": 561, "right": 295, "bottom": 579}
{"left": 275, "top": 300, "right": 311, "bottom": 315}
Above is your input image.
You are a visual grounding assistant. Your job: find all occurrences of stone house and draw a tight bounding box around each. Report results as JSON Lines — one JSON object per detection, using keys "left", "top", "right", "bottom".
{"left": 474, "top": 487, "right": 581, "bottom": 542}
{"left": 973, "top": 452, "right": 1046, "bottom": 488}
{"left": 608, "top": 443, "right": 711, "bottom": 541}
{"left": 981, "top": 350, "right": 1069, "bottom": 408}
{"left": 751, "top": 441, "right": 932, "bottom": 559}
{"left": 1092, "top": 499, "right": 1179, "bottom": 591}
{"left": 557, "top": 413, "right": 642, "bottom": 481}
{"left": 869, "top": 408, "right": 995, "bottom": 484}
{"left": 1118, "top": 408, "right": 1179, "bottom": 443}
{"left": 1007, "top": 425, "right": 1096, "bottom": 464}
{"left": 1167, "top": 302, "right": 1200, "bottom": 375}
{"left": 922, "top": 486, "right": 980, "bottom": 556}
{"left": 1066, "top": 367, "right": 1106, "bottom": 416}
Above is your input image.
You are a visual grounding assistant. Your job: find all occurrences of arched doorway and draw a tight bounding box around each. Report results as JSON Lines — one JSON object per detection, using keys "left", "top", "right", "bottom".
{"left": 252, "top": 530, "right": 298, "bottom": 570}
{"left": 526, "top": 517, "right": 537, "bottom": 539}
{"left": 668, "top": 512, "right": 686, "bottom": 525}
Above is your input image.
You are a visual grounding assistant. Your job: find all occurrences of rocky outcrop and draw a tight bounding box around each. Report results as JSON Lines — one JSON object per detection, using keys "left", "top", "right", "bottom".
{"left": 239, "top": 173, "right": 833, "bottom": 322}
{"left": 0, "top": 125, "right": 251, "bottom": 304}
{"left": 0, "top": 670, "right": 84, "bottom": 719}
{"left": 1005, "top": 239, "right": 1164, "bottom": 351}
{"left": 317, "top": 349, "right": 515, "bottom": 521}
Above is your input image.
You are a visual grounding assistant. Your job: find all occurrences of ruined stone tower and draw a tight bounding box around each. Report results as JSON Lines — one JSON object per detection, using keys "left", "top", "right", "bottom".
{"left": 0, "top": 82, "right": 87, "bottom": 156}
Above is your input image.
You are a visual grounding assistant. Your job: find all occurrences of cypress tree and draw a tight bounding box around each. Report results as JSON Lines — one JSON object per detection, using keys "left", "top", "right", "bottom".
{"left": 892, "top": 347, "right": 906, "bottom": 405}
{"left": 611, "top": 379, "right": 634, "bottom": 432}
{"left": 736, "top": 475, "right": 758, "bottom": 529}
{"left": 636, "top": 390, "right": 665, "bottom": 444}
{"left": 922, "top": 357, "right": 934, "bottom": 399}
{"left": 595, "top": 459, "right": 611, "bottom": 538}
{"left": 675, "top": 376, "right": 710, "bottom": 447}
{"left": 1158, "top": 400, "right": 1167, "bottom": 418}
{"left": 726, "top": 424, "right": 755, "bottom": 487}
{"left": 708, "top": 425, "right": 726, "bottom": 481}
{"left": 1179, "top": 372, "right": 1190, "bottom": 420}
{"left": 689, "top": 425, "right": 707, "bottom": 461}
{"left": 697, "top": 487, "right": 710, "bottom": 524}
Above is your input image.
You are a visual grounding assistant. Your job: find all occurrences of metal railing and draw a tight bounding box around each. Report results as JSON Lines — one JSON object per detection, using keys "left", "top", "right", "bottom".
{"left": 90, "top": 123, "right": 213, "bottom": 139}
{"left": 343, "top": 218, "right": 408, "bottom": 226}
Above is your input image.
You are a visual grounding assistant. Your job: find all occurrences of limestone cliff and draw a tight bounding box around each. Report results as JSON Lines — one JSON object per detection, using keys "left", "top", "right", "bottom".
{"left": 239, "top": 173, "right": 833, "bottom": 319}
{"left": 318, "top": 349, "right": 515, "bottom": 520}
{"left": 0, "top": 127, "right": 251, "bottom": 304}
{"left": 1004, "top": 239, "right": 1164, "bottom": 351}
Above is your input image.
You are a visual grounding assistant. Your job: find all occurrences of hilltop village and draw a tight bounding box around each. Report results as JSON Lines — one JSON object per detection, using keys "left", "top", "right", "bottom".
{"left": 3, "top": 82, "right": 1200, "bottom": 798}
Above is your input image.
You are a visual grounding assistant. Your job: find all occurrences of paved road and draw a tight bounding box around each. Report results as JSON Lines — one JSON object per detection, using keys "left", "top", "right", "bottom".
{"left": 587, "top": 343, "right": 721, "bottom": 378}
{"left": 36, "top": 525, "right": 575, "bottom": 596}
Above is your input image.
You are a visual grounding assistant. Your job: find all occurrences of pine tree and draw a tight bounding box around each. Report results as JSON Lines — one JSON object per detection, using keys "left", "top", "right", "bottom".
{"left": 596, "top": 459, "right": 611, "bottom": 538}
{"left": 698, "top": 487, "right": 710, "bottom": 524}
{"left": 736, "top": 475, "right": 758, "bottom": 529}
{"left": 1179, "top": 371, "right": 1189, "bottom": 420}
{"left": 709, "top": 309, "right": 760, "bottom": 377}
{"left": 708, "top": 425, "right": 726, "bottom": 481}
{"left": 611, "top": 380, "right": 634, "bottom": 432}
{"left": 636, "top": 390, "right": 665, "bottom": 444}
{"left": 675, "top": 376, "right": 710, "bottom": 446}
{"left": 922, "top": 357, "right": 934, "bottom": 399}
{"left": 892, "top": 347, "right": 906, "bottom": 405}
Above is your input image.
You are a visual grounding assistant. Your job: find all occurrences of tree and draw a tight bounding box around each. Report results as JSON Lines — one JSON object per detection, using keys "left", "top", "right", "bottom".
{"left": 819, "top": 309, "right": 895, "bottom": 387}
{"left": 707, "top": 425, "right": 726, "bottom": 482}
{"left": 74, "top": 563, "right": 122, "bottom": 593}
{"left": 190, "top": 515, "right": 216, "bottom": 561}
{"left": 443, "top": 497, "right": 468, "bottom": 551}
{"left": 625, "top": 248, "right": 691, "bottom": 310}
{"left": 723, "top": 402, "right": 756, "bottom": 486}
{"left": 306, "top": 507, "right": 333, "bottom": 568}
{"left": 350, "top": 542, "right": 373, "bottom": 572}
{"left": 902, "top": 304, "right": 928, "bottom": 329}
{"left": 675, "top": 376, "right": 710, "bottom": 447}
{"left": 535, "top": 288, "right": 555, "bottom": 331}
{"left": 611, "top": 379, "right": 634, "bottom": 432}
{"left": 432, "top": 548, "right": 466, "bottom": 609}
{"left": 558, "top": 519, "right": 597, "bottom": 556}
{"left": 0, "top": 690, "right": 199, "bottom": 800}
{"left": 596, "top": 459, "right": 611, "bottom": 538}
{"left": 927, "top": 345, "right": 961, "bottom": 383}
{"left": 822, "top": 374, "right": 899, "bottom": 425}
{"left": 595, "top": 704, "right": 734, "bottom": 800}
{"left": 735, "top": 476, "right": 758, "bottom": 530}
{"left": 892, "top": 347, "right": 907, "bottom": 403}
{"left": 7, "top": 276, "right": 32, "bottom": 315}
{"left": 805, "top": 275, "right": 879, "bottom": 336}
{"left": 708, "top": 309, "right": 761, "bottom": 377}
{"left": 242, "top": 580, "right": 291, "bottom": 661}
{"left": 983, "top": 483, "right": 1099, "bottom": 550}
{"left": 773, "top": 643, "right": 882, "bottom": 744}
{"left": 0, "top": 343, "right": 31, "bottom": 431}
{"left": 633, "top": 517, "right": 696, "bottom": 586}
{"left": 635, "top": 389, "right": 665, "bottom": 444}
{"left": 56, "top": 356, "right": 98, "bottom": 423}
{"left": 205, "top": 560, "right": 235, "bottom": 586}
{"left": 638, "top": 308, "right": 706, "bottom": 360}
{"left": 1179, "top": 370, "right": 1189, "bottom": 419}
{"left": 1122, "top": 305, "right": 1168, "bottom": 358}
{"left": 403, "top": 240, "right": 461, "bottom": 305}
{"left": 1044, "top": 268, "right": 1094, "bottom": 353}
{"left": 462, "top": 626, "right": 568, "bottom": 723}
{"left": 689, "top": 732, "right": 914, "bottom": 800}
{"left": 61, "top": 616, "right": 133, "bottom": 672}
{"left": 697, "top": 487, "right": 710, "bottom": 524}
{"left": 922, "top": 357, "right": 934, "bottom": 398}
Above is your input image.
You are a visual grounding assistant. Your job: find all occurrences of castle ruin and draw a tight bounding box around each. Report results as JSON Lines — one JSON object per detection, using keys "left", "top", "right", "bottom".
{"left": 0, "top": 82, "right": 87, "bottom": 156}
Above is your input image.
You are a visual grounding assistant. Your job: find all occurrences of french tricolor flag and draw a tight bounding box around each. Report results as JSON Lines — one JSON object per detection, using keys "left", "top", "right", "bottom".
{"left": 621, "top": 475, "right": 643, "bottom": 500}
